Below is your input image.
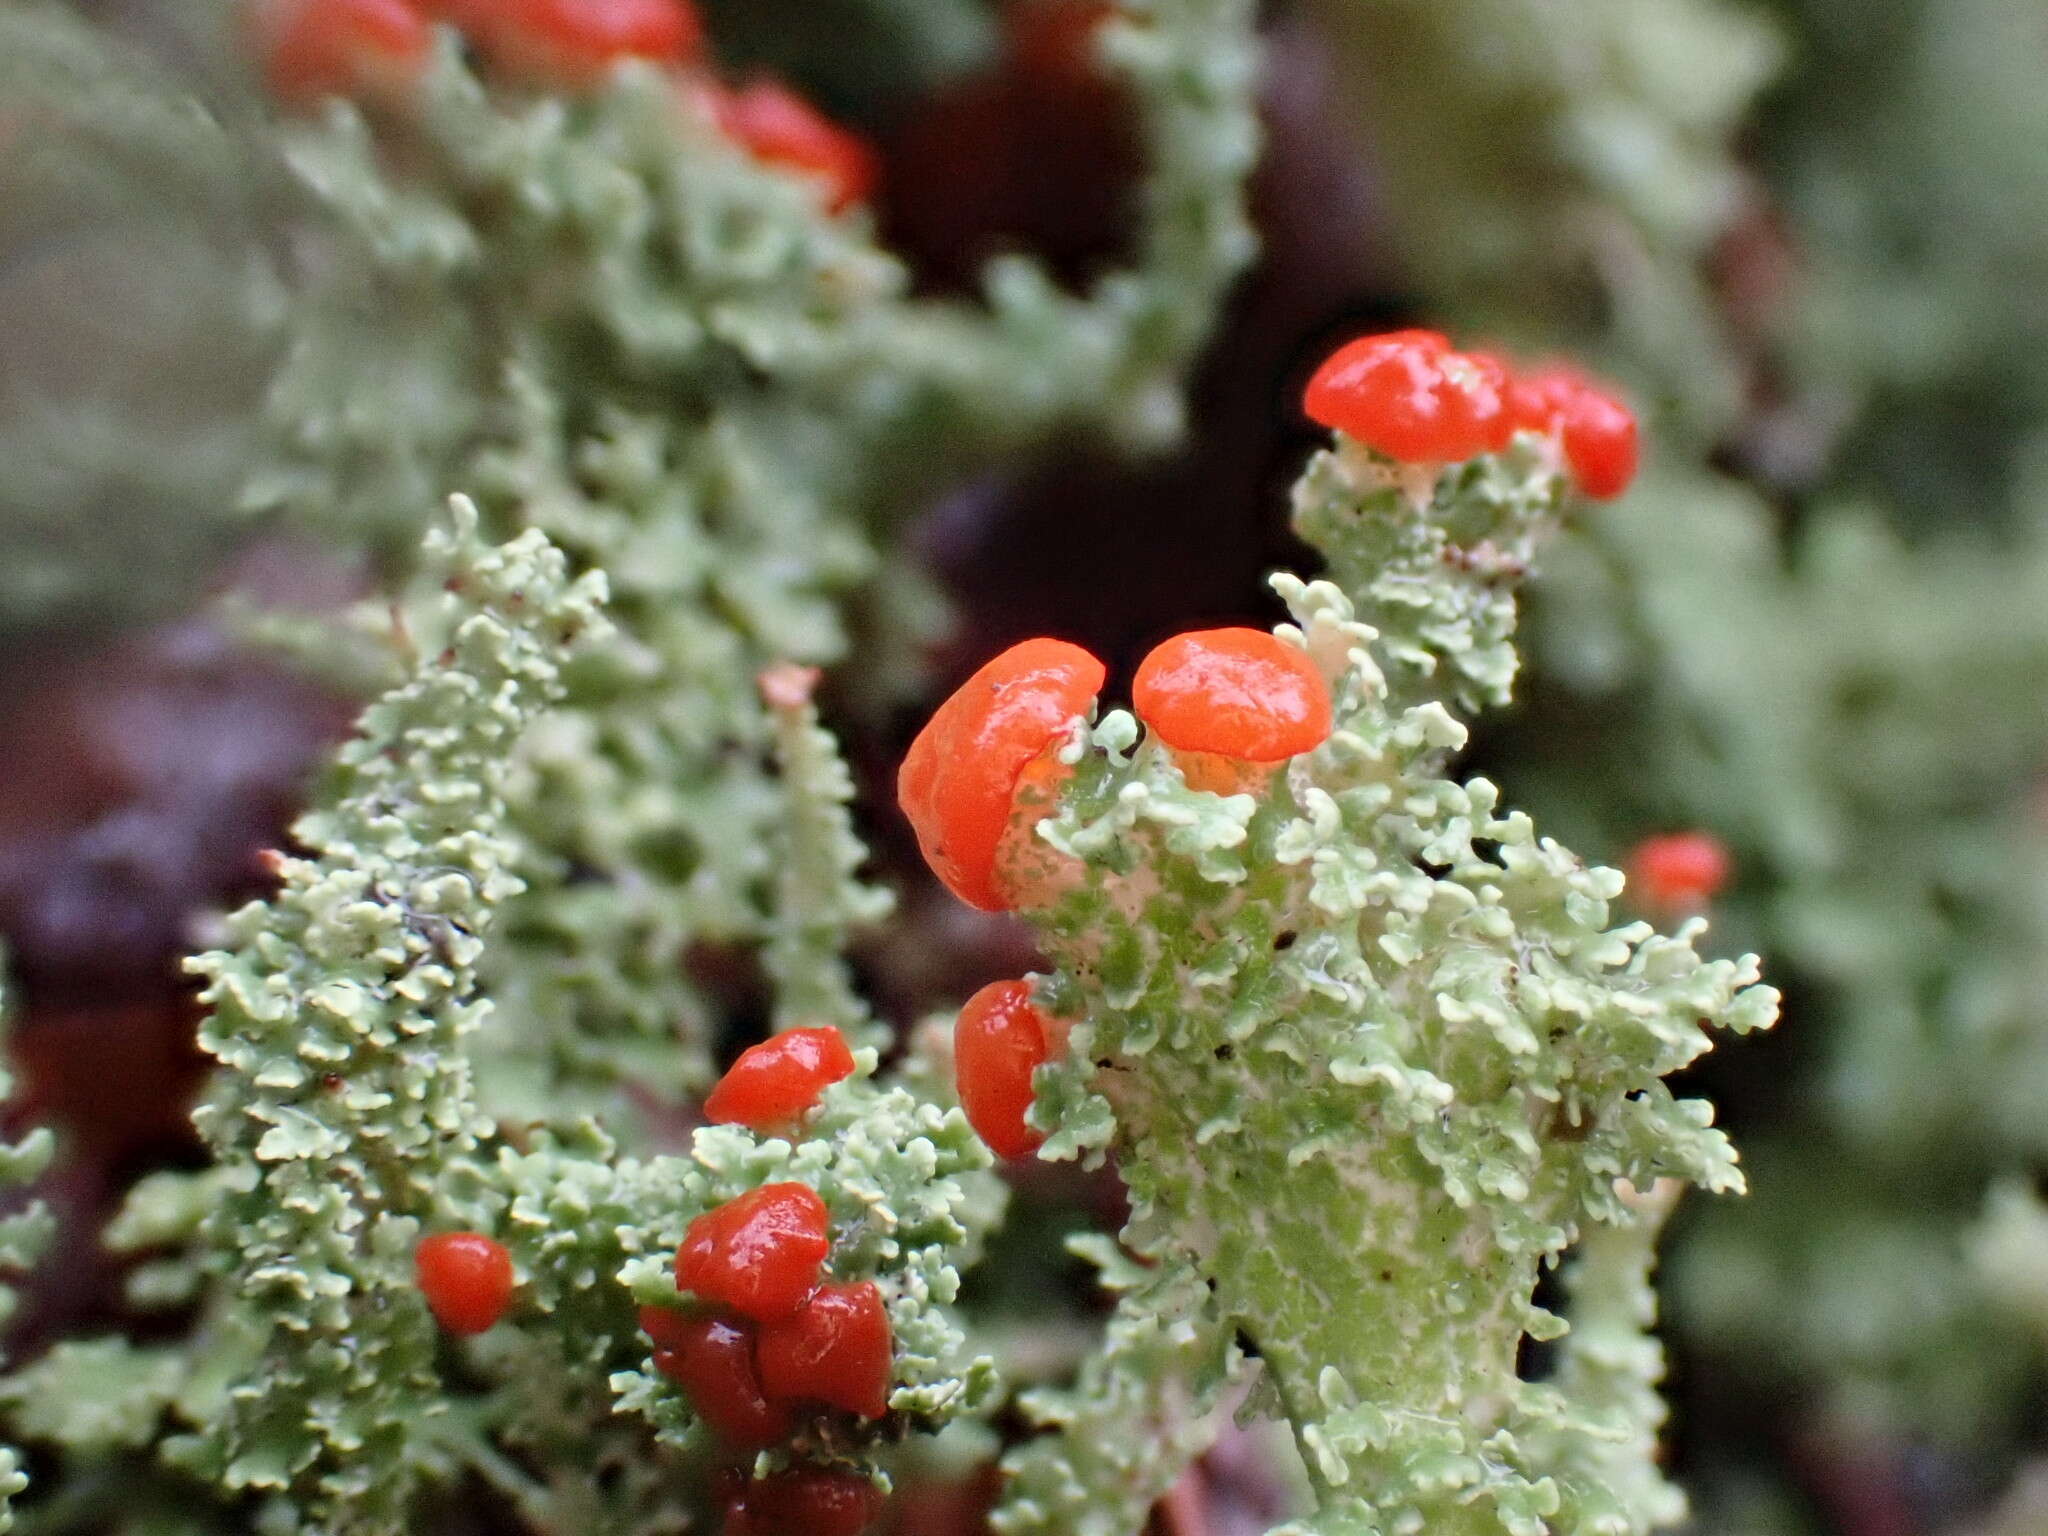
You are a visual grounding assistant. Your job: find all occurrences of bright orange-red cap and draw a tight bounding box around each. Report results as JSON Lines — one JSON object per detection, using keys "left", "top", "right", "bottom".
{"left": 953, "top": 979, "right": 1057, "bottom": 1160}
{"left": 703, "top": 1027, "right": 857, "bottom": 1134}
{"left": 1628, "top": 831, "right": 1731, "bottom": 911}
{"left": 415, "top": 1231, "right": 515, "bottom": 1335}
{"left": 755, "top": 1280, "right": 894, "bottom": 1419}
{"left": 675, "top": 1183, "right": 830, "bottom": 1322}
{"left": 1505, "top": 364, "right": 1641, "bottom": 500}
{"left": 647, "top": 1312, "right": 793, "bottom": 1447}
{"left": 1132, "top": 628, "right": 1332, "bottom": 764}
{"left": 898, "top": 639, "right": 1105, "bottom": 911}
{"left": 722, "top": 1466, "right": 885, "bottom": 1536}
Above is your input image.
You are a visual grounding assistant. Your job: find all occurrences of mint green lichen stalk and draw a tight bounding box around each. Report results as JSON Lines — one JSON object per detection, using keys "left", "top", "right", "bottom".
{"left": 1327, "top": 0, "right": 2048, "bottom": 1476}
{"left": 1003, "top": 437, "right": 1777, "bottom": 1535}
{"left": 1293, "top": 438, "right": 1569, "bottom": 714}
{"left": 177, "top": 502, "right": 609, "bottom": 1529}
{"left": 758, "top": 665, "right": 894, "bottom": 1051}
{"left": 1523, "top": 1180, "right": 1687, "bottom": 1535}
{"left": 1521, "top": 479, "right": 2048, "bottom": 1450}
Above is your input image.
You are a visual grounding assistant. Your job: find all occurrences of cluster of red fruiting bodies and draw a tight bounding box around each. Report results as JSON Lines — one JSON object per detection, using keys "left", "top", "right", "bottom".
{"left": 900, "top": 329, "right": 1640, "bottom": 919}
{"left": 251, "top": 0, "right": 878, "bottom": 214}
{"left": 658, "top": 1179, "right": 890, "bottom": 1420}
{"left": 415, "top": 1029, "right": 883, "bottom": 1531}
{"left": 1305, "top": 329, "right": 1641, "bottom": 499}
{"left": 646, "top": 1030, "right": 892, "bottom": 1533}
{"left": 897, "top": 623, "right": 1334, "bottom": 1157}
{"left": 898, "top": 626, "right": 1332, "bottom": 915}
{"left": 895, "top": 333, "right": 1670, "bottom": 1158}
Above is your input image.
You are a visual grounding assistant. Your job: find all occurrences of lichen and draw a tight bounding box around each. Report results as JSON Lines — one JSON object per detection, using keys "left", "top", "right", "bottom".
{"left": 1001, "top": 433, "right": 1775, "bottom": 1535}
{"left": 6, "top": 511, "right": 1004, "bottom": 1533}
{"left": 174, "top": 504, "right": 609, "bottom": 1528}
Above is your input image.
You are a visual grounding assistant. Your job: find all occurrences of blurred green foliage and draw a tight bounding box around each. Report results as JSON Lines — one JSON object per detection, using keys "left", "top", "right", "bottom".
{"left": 0, "top": 5, "right": 278, "bottom": 638}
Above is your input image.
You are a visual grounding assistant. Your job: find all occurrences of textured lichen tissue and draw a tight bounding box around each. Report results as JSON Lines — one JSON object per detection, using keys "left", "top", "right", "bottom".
{"left": 0, "top": 4, "right": 1811, "bottom": 1535}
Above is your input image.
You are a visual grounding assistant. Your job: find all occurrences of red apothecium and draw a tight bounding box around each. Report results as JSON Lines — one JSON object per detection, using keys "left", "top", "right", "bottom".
{"left": 711, "top": 79, "right": 881, "bottom": 214}
{"left": 704, "top": 1027, "right": 856, "bottom": 1135}
{"left": 1628, "top": 831, "right": 1731, "bottom": 911}
{"left": 898, "top": 638, "right": 1105, "bottom": 911}
{"left": 722, "top": 1465, "right": 885, "bottom": 1536}
{"left": 756, "top": 1280, "right": 893, "bottom": 1419}
{"left": 1304, "top": 330, "right": 1512, "bottom": 463}
{"left": 675, "top": 1182, "right": 830, "bottom": 1322}
{"left": 641, "top": 1307, "right": 793, "bottom": 1447}
{"left": 953, "top": 979, "right": 1059, "bottom": 1161}
{"left": 1133, "top": 628, "right": 1332, "bottom": 766}
{"left": 1506, "top": 366, "right": 1641, "bottom": 500}
{"left": 441, "top": 0, "right": 703, "bottom": 85}
{"left": 415, "top": 1232, "right": 515, "bottom": 1335}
